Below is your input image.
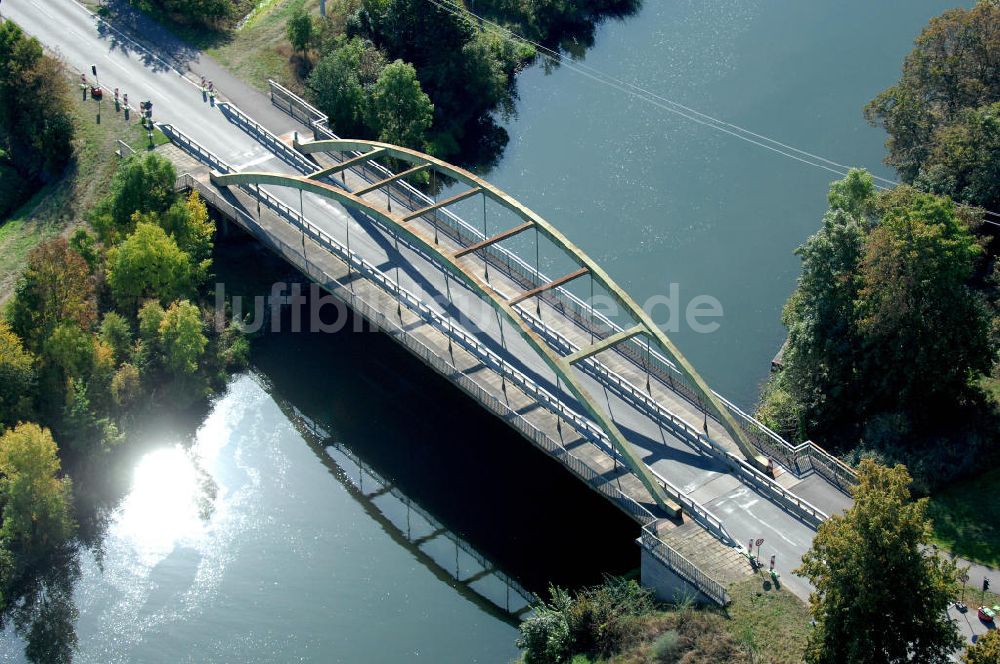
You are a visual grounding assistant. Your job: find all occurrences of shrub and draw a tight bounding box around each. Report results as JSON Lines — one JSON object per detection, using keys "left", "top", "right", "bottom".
{"left": 651, "top": 629, "right": 682, "bottom": 663}
{"left": 517, "top": 608, "right": 570, "bottom": 664}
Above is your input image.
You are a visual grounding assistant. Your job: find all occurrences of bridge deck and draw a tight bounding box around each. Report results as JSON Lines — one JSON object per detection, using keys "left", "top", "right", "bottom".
{"left": 158, "top": 91, "right": 840, "bottom": 603}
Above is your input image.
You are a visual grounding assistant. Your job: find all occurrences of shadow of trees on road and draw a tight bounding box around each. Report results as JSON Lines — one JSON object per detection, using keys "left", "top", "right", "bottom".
{"left": 93, "top": 0, "right": 232, "bottom": 73}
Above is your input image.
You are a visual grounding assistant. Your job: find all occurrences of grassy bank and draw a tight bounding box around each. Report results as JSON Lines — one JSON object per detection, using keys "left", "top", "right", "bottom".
{"left": 207, "top": 0, "right": 316, "bottom": 92}
{"left": 725, "top": 576, "right": 813, "bottom": 664}
{"left": 928, "top": 467, "right": 1000, "bottom": 568}
{"left": 0, "top": 76, "right": 166, "bottom": 301}
{"left": 518, "top": 575, "right": 811, "bottom": 664}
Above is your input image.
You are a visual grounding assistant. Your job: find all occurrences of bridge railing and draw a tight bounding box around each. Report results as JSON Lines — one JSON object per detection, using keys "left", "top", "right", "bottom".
{"left": 210, "top": 99, "right": 828, "bottom": 530}
{"left": 514, "top": 309, "right": 830, "bottom": 529}
{"left": 639, "top": 523, "right": 731, "bottom": 606}
{"left": 260, "top": 87, "right": 855, "bottom": 493}
{"left": 175, "top": 156, "right": 735, "bottom": 606}
{"left": 173, "top": 165, "right": 648, "bottom": 520}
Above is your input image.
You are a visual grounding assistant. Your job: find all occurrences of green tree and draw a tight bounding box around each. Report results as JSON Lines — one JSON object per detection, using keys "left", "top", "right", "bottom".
{"left": 963, "top": 629, "right": 1000, "bottom": 664}
{"left": 0, "top": 321, "right": 35, "bottom": 429}
{"left": 858, "top": 188, "right": 989, "bottom": 415}
{"left": 761, "top": 171, "right": 873, "bottom": 437}
{"left": 94, "top": 152, "right": 177, "bottom": 243}
{"left": 107, "top": 222, "right": 193, "bottom": 310}
{"left": 0, "top": 22, "right": 74, "bottom": 182}
{"left": 287, "top": 7, "right": 315, "bottom": 55}
{"left": 156, "top": 190, "right": 215, "bottom": 281}
{"left": 149, "top": 0, "right": 235, "bottom": 25}
{"left": 915, "top": 102, "right": 1000, "bottom": 211}
{"left": 0, "top": 423, "right": 74, "bottom": 569}
{"left": 796, "top": 460, "right": 962, "bottom": 664}
{"left": 137, "top": 300, "right": 166, "bottom": 343}
{"left": 758, "top": 173, "right": 991, "bottom": 461}
{"left": 309, "top": 37, "right": 386, "bottom": 137}
{"left": 8, "top": 239, "right": 97, "bottom": 350}
{"left": 69, "top": 228, "right": 100, "bottom": 273}
{"left": 111, "top": 363, "right": 142, "bottom": 410}
{"left": 157, "top": 300, "right": 207, "bottom": 376}
{"left": 865, "top": 0, "right": 1000, "bottom": 209}
{"left": 99, "top": 313, "right": 133, "bottom": 365}
{"left": 42, "top": 323, "right": 95, "bottom": 386}
{"left": 369, "top": 60, "right": 433, "bottom": 149}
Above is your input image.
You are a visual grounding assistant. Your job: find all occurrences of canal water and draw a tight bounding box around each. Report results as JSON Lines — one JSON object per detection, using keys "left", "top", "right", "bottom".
{"left": 479, "top": 0, "right": 959, "bottom": 406}
{"left": 1, "top": 1, "right": 962, "bottom": 662}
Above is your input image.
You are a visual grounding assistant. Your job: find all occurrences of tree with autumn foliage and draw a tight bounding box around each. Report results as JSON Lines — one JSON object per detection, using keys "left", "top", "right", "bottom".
{"left": 797, "top": 460, "right": 962, "bottom": 664}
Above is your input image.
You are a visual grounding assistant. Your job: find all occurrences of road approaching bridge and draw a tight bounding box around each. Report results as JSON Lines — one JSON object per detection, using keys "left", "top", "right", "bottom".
{"left": 8, "top": 0, "right": 856, "bottom": 606}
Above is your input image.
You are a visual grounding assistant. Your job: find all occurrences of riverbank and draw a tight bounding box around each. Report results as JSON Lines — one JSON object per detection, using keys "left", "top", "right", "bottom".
{"left": 516, "top": 575, "right": 812, "bottom": 664}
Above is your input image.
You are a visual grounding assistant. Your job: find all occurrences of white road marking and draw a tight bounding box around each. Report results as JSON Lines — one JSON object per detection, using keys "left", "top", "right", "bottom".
{"left": 236, "top": 154, "right": 277, "bottom": 170}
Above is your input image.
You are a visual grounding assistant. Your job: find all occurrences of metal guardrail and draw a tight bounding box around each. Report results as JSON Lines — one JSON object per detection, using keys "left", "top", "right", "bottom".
{"left": 264, "top": 85, "right": 855, "bottom": 494}
{"left": 225, "top": 93, "right": 828, "bottom": 530}
{"left": 640, "top": 524, "right": 731, "bottom": 605}
{"left": 176, "top": 164, "right": 733, "bottom": 606}
{"left": 196, "top": 104, "right": 747, "bottom": 539}
{"left": 167, "top": 113, "right": 744, "bottom": 606}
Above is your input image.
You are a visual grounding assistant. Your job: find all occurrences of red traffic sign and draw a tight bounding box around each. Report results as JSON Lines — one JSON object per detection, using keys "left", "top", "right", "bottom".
{"left": 755, "top": 538, "right": 765, "bottom": 548}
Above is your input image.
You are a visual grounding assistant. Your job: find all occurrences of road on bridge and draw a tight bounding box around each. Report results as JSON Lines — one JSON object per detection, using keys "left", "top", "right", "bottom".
{"left": 7, "top": 0, "right": 853, "bottom": 601}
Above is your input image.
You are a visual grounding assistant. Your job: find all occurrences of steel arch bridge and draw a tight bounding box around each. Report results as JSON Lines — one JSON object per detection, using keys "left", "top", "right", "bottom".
{"left": 211, "top": 137, "right": 764, "bottom": 514}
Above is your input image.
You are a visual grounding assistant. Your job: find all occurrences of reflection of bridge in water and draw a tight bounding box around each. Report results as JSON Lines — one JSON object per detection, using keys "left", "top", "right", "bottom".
{"left": 283, "top": 403, "right": 536, "bottom": 620}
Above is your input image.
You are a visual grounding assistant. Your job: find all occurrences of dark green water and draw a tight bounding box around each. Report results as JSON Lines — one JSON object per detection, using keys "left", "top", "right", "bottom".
{"left": 481, "top": 0, "right": 960, "bottom": 406}
{"left": 0, "top": 2, "right": 966, "bottom": 661}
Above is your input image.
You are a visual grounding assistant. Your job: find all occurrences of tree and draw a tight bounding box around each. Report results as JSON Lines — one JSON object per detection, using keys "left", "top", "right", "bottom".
{"left": 0, "top": 424, "right": 74, "bottom": 569}
{"left": 158, "top": 300, "right": 207, "bottom": 376}
{"left": 8, "top": 239, "right": 97, "bottom": 350}
{"left": 157, "top": 190, "right": 215, "bottom": 282}
{"left": 0, "top": 22, "right": 74, "bottom": 182}
{"left": 151, "top": 0, "right": 235, "bottom": 25}
{"left": 309, "top": 37, "right": 386, "bottom": 137}
{"left": 138, "top": 300, "right": 165, "bottom": 344}
{"left": 760, "top": 171, "right": 873, "bottom": 437}
{"left": 858, "top": 188, "right": 989, "bottom": 416}
{"left": 0, "top": 322, "right": 35, "bottom": 429}
{"left": 99, "top": 313, "right": 133, "bottom": 365}
{"left": 106, "top": 222, "right": 193, "bottom": 310}
{"left": 758, "top": 173, "right": 991, "bottom": 465}
{"left": 369, "top": 60, "right": 433, "bottom": 149}
{"left": 111, "top": 363, "right": 142, "bottom": 410}
{"left": 796, "top": 460, "right": 962, "bottom": 664}
{"left": 94, "top": 152, "right": 177, "bottom": 243}
{"left": 865, "top": 1, "right": 1000, "bottom": 209}
{"left": 287, "top": 7, "right": 315, "bottom": 55}
{"left": 915, "top": 102, "right": 1000, "bottom": 211}
{"left": 963, "top": 630, "right": 1000, "bottom": 664}
{"left": 69, "top": 228, "right": 100, "bottom": 273}
{"left": 42, "top": 323, "right": 95, "bottom": 386}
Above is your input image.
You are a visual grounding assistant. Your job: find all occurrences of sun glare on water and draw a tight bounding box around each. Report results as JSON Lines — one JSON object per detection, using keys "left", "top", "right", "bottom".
{"left": 113, "top": 446, "right": 209, "bottom": 564}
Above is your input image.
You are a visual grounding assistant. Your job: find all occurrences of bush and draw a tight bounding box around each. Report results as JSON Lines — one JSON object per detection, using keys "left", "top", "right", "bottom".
{"left": 517, "top": 608, "right": 570, "bottom": 664}
{"left": 518, "top": 578, "right": 655, "bottom": 662}
{"left": 651, "top": 629, "right": 682, "bottom": 663}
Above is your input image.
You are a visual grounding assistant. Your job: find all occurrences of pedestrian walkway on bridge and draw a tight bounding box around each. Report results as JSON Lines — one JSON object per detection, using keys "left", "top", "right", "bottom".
{"left": 151, "top": 83, "right": 856, "bottom": 603}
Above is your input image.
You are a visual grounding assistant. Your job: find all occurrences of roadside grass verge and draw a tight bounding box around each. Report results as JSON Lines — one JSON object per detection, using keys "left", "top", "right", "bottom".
{"left": 207, "top": 0, "right": 319, "bottom": 93}
{"left": 0, "top": 75, "right": 165, "bottom": 301}
{"left": 724, "top": 574, "right": 812, "bottom": 664}
{"left": 928, "top": 466, "right": 1000, "bottom": 568}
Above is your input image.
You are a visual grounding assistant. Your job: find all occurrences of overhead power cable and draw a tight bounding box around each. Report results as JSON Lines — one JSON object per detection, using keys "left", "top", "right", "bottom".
{"left": 426, "top": 0, "right": 1000, "bottom": 226}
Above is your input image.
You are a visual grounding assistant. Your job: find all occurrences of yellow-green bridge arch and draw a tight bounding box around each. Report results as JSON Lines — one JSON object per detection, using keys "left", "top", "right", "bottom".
{"left": 210, "top": 137, "right": 766, "bottom": 515}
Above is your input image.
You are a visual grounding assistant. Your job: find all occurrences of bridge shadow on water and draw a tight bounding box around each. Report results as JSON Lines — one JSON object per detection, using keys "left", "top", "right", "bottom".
{"left": 215, "top": 233, "right": 641, "bottom": 604}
